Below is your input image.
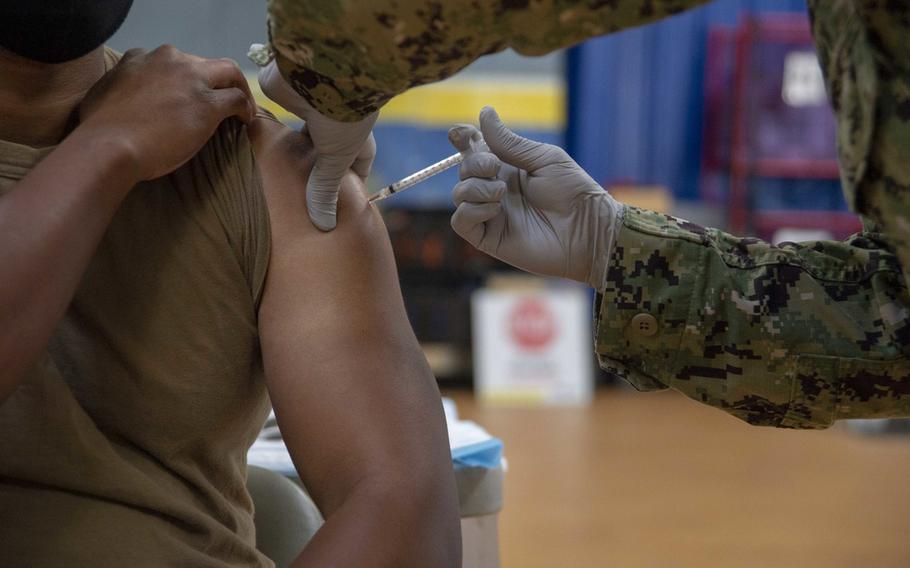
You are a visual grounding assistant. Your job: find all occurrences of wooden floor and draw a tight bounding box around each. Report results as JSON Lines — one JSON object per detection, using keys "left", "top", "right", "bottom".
{"left": 445, "top": 389, "right": 910, "bottom": 568}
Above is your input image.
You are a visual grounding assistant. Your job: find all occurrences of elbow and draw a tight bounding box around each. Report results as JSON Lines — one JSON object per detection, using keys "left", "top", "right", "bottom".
{"left": 296, "top": 467, "right": 462, "bottom": 567}
{"left": 373, "top": 466, "right": 462, "bottom": 568}
{"left": 408, "top": 429, "right": 463, "bottom": 567}
{"left": 414, "top": 475, "right": 463, "bottom": 568}
{"left": 403, "top": 474, "right": 463, "bottom": 568}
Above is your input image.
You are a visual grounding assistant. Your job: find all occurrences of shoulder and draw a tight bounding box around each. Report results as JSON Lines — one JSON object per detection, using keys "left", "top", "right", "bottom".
{"left": 247, "top": 113, "right": 383, "bottom": 249}
{"left": 248, "top": 112, "right": 399, "bottom": 331}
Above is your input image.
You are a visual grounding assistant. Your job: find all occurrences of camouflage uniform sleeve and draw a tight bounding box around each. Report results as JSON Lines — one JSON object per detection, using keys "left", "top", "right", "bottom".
{"left": 807, "top": 1, "right": 910, "bottom": 269}
{"left": 596, "top": 207, "right": 910, "bottom": 429}
{"left": 594, "top": 1, "right": 910, "bottom": 429}
{"left": 266, "top": 0, "right": 709, "bottom": 121}
{"left": 811, "top": 0, "right": 910, "bottom": 282}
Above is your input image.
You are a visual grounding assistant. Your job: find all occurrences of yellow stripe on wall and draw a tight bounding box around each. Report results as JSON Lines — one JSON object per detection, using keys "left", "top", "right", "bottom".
{"left": 250, "top": 74, "right": 565, "bottom": 130}
{"left": 379, "top": 77, "right": 565, "bottom": 129}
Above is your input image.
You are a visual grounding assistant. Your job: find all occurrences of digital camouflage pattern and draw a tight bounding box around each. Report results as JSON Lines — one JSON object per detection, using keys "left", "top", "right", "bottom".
{"left": 267, "top": 0, "right": 910, "bottom": 428}
{"left": 603, "top": 1, "right": 910, "bottom": 428}
{"left": 598, "top": 208, "right": 910, "bottom": 429}
{"left": 266, "top": 0, "right": 708, "bottom": 121}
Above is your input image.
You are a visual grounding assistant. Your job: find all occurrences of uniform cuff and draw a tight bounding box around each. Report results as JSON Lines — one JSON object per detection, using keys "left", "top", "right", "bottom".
{"left": 594, "top": 207, "right": 706, "bottom": 392}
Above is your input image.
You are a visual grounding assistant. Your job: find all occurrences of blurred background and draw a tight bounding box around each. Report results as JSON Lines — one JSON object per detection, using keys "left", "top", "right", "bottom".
{"left": 112, "top": 1, "right": 910, "bottom": 566}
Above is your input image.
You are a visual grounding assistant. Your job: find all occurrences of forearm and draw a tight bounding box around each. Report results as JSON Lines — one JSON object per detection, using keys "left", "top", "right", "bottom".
{"left": 596, "top": 207, "right": 910, "bottom": 429}
{"left": 267, "top": 0, "right": 709, "bottom": 121}
{"left": 0, "top": 127, "right": 136, "bottom": 400}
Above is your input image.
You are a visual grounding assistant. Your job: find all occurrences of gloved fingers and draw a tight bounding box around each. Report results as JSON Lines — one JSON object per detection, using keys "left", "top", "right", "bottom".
{"left": 306, "top": 155, "right": 352, "bottom": 231}
{"left": 453, "top": 178, "right": 507, "bottom": 206}
{"left": 450, "top": 202, "right": 502, "bottom": 245}
{"left": 257, "top": 61, "right": 300, "bottom": 110}
{"left": 448, "top": 123, "right": 483, "bottom": 153}
{"left": 479, "top": 106, "right": 562, "bottom": 172}
{"left": 459, "top": 151, "right": 501, "bottom": 181}
{"left": 306, "top": 113, "right": 377, "bottom": 155}
{"left": 351, "top": 131, "right": 377, "bottom": 179}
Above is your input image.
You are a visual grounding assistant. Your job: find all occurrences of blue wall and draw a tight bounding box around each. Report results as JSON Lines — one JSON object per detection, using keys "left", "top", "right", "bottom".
{"left": 566, "top": 0, "right": 808, "bottom": 201}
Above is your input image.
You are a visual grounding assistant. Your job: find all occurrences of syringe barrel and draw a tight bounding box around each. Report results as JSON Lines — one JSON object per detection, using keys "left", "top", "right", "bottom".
{"left": 369, "top": 137, "right": 488, "bottom": 204}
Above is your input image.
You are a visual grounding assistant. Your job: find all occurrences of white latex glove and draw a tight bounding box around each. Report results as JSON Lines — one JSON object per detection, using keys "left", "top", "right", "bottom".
{"left": 449, "top": 106, "right": 624, "bottom": 291}
{"left": 258, "top": 61, "right": 378, "bottom": 231}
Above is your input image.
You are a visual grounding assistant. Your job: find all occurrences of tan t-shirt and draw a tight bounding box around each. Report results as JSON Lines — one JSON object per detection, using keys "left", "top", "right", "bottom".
{"left": 0, "top": 50, "right": 274, "bottom": 567}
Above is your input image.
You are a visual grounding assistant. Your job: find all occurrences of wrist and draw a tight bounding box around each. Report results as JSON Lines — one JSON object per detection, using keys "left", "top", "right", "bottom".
{"left": 67, "top": 123, "right": 143, "bottom": 188}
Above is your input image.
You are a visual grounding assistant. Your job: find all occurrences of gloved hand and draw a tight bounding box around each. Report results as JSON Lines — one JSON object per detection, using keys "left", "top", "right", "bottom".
{"left": 449, "top": 106, "right": 624, "bottom": 291}
{"left": 258, "top": 61, "right": 378, "bottom": 231}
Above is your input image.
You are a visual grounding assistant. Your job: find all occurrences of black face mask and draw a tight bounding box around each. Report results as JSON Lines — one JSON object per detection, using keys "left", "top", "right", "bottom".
{"left": 0, "top": 0, "right": 134, "bottom": 64}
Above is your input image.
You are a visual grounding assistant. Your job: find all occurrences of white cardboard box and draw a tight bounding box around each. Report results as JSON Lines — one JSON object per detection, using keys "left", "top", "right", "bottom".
{"left": 472, "top": 287, "right": 593, "bottom": 405}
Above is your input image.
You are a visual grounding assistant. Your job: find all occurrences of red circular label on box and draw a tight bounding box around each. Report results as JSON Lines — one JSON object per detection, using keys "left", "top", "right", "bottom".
{"left": 508, "top": 298, "right": 555, "bottom": 350}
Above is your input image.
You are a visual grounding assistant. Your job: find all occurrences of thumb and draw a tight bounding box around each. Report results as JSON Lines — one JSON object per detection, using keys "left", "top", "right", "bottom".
{"left": 479, "top": 106, "right": 551, "bottom": 171}
{"left": 306, "top": 156, "right": 348, "bottom": 231}
{"left": 448, "top": 123, "right": 483, "bottom": 153}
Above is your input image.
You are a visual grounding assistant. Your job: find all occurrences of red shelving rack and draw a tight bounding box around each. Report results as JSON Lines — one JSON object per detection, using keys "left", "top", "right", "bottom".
{"left": 703, "top": 14, "right": 863, "bottom": 241}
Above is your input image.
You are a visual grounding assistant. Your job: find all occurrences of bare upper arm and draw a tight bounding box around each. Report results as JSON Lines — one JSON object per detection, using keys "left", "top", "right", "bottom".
{"left": 247, "top": 115, "right": 453, "bottom": 515}
{"left": 248, "top": 115, "right": 405, "bottom": 339}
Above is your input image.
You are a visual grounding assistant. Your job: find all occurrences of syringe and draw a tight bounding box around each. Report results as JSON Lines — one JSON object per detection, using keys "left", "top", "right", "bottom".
{"left": 369, "top": 136, "right": 488, "bottom": 203}
{"left": 368, "top": 152, "right": 465, "bottom": 204}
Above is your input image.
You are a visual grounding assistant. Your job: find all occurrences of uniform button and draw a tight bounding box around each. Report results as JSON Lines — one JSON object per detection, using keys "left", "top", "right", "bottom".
{"left": 630, "top": 313, "right": 658, "bottom": 337}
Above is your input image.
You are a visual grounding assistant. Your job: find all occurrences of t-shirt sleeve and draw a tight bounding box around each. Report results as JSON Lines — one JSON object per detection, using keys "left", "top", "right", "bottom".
{"left": 191, "top": 119, "right": 271, "bottom": 308}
